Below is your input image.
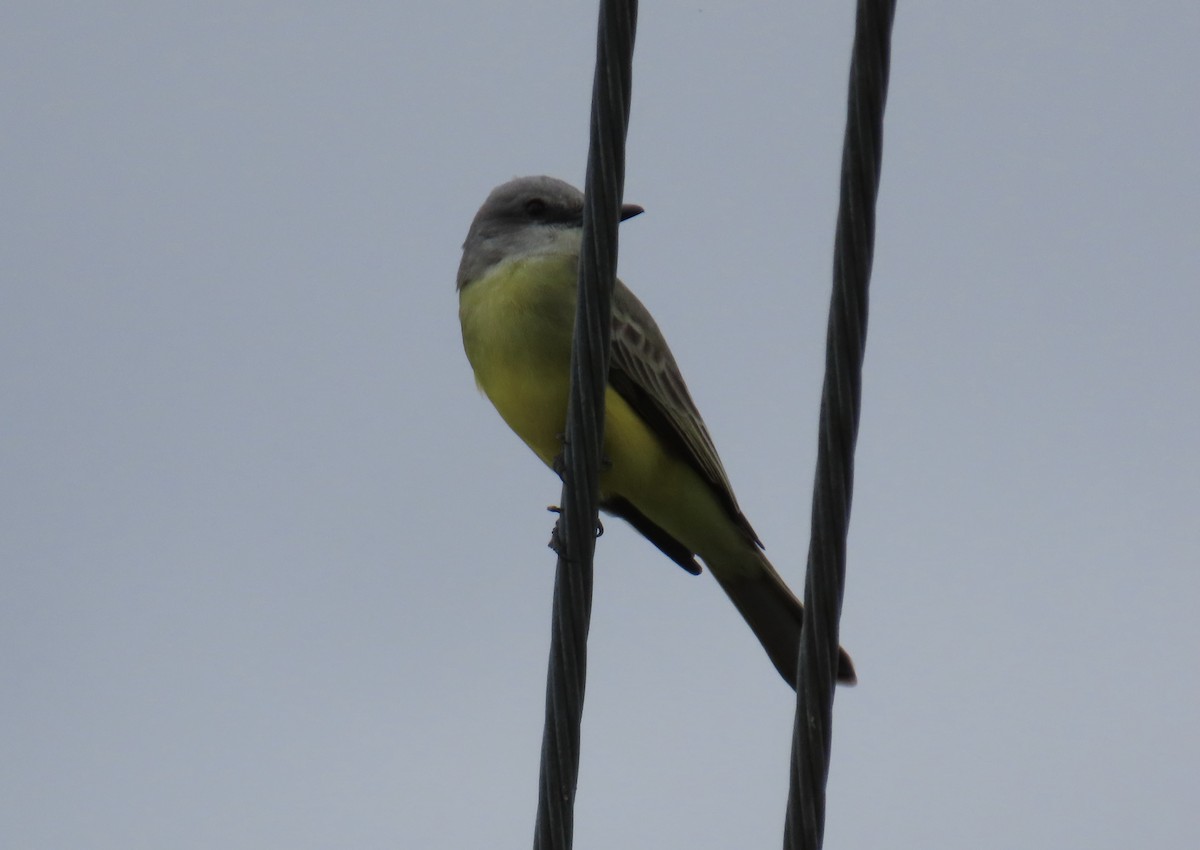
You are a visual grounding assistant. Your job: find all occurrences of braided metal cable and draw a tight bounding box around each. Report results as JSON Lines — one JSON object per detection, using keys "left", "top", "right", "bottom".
{"left": 532, "top": 2, "right": 638, "bottom": 849}
{"left": 784, "top": 1, "right": 895, "bottom": 848}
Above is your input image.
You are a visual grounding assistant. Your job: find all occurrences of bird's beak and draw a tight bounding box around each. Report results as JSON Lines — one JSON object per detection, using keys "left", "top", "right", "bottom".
{"left": 620, "top": 202, "right": 645, "bottom": 222}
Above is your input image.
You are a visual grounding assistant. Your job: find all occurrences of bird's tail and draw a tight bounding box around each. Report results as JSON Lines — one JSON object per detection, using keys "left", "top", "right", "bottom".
{"left": 712, "top": 553, "right": 857, "bottom": 689}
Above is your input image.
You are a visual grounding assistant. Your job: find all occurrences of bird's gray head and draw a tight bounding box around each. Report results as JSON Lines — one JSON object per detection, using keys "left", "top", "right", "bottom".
{"left": 457, "top": 176, "right": 642, "bottom": 290}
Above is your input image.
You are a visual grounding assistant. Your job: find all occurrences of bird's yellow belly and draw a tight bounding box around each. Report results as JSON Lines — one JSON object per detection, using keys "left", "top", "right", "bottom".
{"left": 459, "top": 256, "right": 676, "bottom": 496}
{"left": 459, "top": 256, "right": 576, "bottom": 464}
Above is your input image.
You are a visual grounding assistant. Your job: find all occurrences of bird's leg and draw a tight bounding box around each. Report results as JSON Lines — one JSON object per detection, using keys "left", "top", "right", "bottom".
{"left": 548, "top": 434, "right": 608, "bottom": 549}
{"left": 551, "top": 433, "right": 568, "bottom": 479}
{"left": 552, "top": 433, "right": 613, "bottom": 476}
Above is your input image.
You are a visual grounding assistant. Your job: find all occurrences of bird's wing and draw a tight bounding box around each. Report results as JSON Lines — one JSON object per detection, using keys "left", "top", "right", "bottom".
{"left": 606, "top": 279, "right": 762, "bottom": 550}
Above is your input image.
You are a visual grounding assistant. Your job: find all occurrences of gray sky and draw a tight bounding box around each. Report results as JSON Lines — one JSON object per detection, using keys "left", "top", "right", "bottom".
{"left": 3, "top": 2, "right": 1198, "bottom": 848}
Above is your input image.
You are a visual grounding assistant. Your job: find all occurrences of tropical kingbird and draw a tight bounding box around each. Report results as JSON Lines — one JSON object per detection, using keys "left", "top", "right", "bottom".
{"left": 457, "top": 176, "right": 855, "bottom": 688}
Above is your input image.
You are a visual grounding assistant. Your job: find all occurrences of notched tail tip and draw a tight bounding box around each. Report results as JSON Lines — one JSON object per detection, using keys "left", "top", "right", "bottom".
{"left": 837, "top": 648, "right": 858, "bottom": 687}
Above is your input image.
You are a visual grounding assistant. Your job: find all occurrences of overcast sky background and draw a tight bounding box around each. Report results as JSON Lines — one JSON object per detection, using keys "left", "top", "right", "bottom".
{"left": 4, "top": 2, "right": 1198, "bottom": 848}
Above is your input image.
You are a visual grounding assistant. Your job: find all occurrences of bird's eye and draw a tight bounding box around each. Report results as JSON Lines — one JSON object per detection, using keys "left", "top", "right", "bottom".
{"left": 524, "top": 198, "right": 547, "bottom": 217}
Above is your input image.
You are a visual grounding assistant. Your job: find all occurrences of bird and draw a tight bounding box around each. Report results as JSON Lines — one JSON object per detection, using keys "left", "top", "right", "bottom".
{"left": 456, "top": 175, "right": 855, "bottom": 688}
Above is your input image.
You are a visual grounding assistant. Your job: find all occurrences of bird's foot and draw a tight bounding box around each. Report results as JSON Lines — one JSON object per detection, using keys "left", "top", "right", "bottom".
{"left": 546, "top": 506, "right": 604, "bottom": 556}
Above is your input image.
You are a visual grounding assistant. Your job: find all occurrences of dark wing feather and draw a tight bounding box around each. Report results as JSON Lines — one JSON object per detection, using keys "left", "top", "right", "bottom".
{"left": 607, "top": 279, "right": 762, "bottom": 550}
{"left": 601, "top": 495, "right": 703, "bottom": 575}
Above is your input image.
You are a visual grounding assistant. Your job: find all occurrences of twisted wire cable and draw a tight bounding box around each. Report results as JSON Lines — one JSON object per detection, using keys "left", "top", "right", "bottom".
{"left": 532, "top": 3, "right": 638, "bottom": 849}
{"left": 784, "top": 2, "right": 896, "bottom": 848}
